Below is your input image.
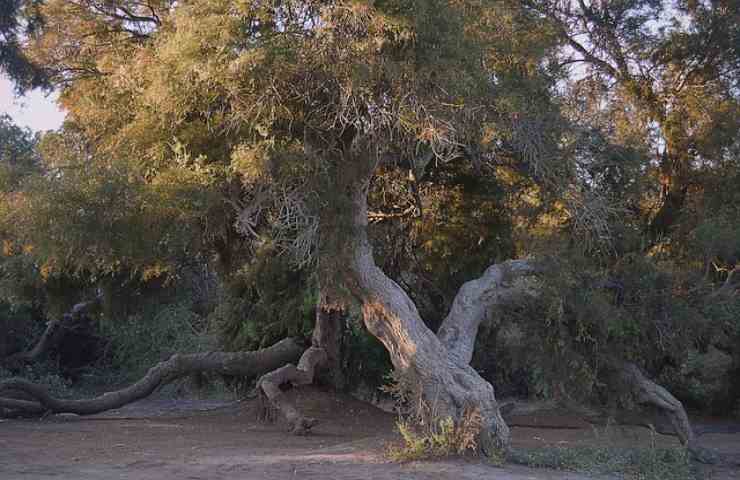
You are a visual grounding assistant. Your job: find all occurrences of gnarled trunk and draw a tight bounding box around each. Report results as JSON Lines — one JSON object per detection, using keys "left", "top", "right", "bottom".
{"left": 343, "top": 174, "right": 529, "bottom": 455}
{"left": 1, "top": 299, "right": 101, "bottom": 368}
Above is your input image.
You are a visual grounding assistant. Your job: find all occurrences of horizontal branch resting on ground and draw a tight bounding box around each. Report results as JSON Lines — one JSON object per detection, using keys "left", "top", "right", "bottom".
{"left": 0, "top": 338, "right": 304, "bottom": 417}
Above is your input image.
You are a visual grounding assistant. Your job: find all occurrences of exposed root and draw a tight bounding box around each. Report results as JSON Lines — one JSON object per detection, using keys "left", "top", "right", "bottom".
{"left": 0, "top": 338, "right": 303, "bottom": 417}
{"left": 257, "top": 346, "right": 327, "bottom": 435}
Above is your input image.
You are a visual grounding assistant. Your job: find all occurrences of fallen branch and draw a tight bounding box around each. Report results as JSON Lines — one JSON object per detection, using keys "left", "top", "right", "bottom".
{"left": 0, "top": 338, "right": 304, "bottom": 417}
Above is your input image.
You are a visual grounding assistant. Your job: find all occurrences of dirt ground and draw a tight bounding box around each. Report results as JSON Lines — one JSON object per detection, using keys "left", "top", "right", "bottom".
{"left": 1, "top": 387, "right": 738, "bottom": 480}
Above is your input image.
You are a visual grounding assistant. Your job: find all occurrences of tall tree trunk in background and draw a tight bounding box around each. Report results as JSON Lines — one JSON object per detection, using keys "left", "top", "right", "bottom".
{"left": 647, "top": 149, "right": 689, "bottom": 243}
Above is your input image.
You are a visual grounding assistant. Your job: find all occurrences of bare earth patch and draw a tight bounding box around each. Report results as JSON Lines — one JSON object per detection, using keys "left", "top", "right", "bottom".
{"left": 1, "top": 387, "right": 738, "bottom": 480}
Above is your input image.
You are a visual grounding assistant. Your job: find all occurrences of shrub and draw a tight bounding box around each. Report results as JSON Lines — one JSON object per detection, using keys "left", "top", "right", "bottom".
{"left": 98, "top": 301, "right": 212, "bottom": 382}
{"left": 387, "top": 408, "right": 484, "bottom": 462}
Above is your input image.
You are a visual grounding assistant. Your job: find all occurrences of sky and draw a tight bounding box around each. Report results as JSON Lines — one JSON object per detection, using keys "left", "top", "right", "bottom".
{"left": 0, "top": 74, "right": 66, "bottom": 132}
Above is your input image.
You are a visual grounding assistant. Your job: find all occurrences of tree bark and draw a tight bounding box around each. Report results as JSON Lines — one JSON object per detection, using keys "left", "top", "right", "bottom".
{"left": 0, "top": 338, "right": 303, "bottom": 417}
{"left": 647, "top": 183, "right": 687, "bottom": 243}
{"left": 647, "top": 148, "right": 690, "bottom": 244}
{"left": 2, "top": 319, "right": 66, "bottom": 366}
{"left": 257, "top": 346, "right": 326, "bottom": 434}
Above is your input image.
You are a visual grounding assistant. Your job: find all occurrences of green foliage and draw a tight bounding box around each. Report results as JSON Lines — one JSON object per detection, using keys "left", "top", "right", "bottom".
{"left": 3, "top": 134, "right": 224, "bottom": 278}
{"left": 0, "top": 363, "right": 73, "bottom": 399}
{"left": 213, "top": 245, "right": 315, "bottom": 351}
{"left": 387, "top": 412, "right": 485, "bottom": 462}
{"left": 0, "top": 0, "right": 48, "bottom": 92}
{"left": 99, "top": 301, "right": 212, "bottom": 381}
{"left": 1, "top": 0, "right": 738, "bottom": 424}
{"left": 482, "top": 249, "right": 737, "bottom": 411}
{"left": 0, "top": 301, "right": 42, "bottom": 357}
{"left": 0, "top": 114, "right": 39, "bottom": 191}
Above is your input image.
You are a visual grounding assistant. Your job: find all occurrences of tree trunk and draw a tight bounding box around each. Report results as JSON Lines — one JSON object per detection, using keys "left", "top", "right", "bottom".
{"left": 647, "top": 149, "right": 689, "bottom": 243}
{"left": 647, "top": 183, "right": 687, "bottom": 243}
{"left": 343, "top": 175, "right": 518, "bottom": 456}
{"left": 1, "top": 318, "right": 66, "bottom": 366}
{"left": 0, "top": 338, "right": 303, "bottom": 417}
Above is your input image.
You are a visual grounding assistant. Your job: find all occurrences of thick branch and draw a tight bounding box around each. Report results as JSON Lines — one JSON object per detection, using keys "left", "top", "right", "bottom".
{"left": 256, "top": 300, "right": 343, "bottom": 434}
{"left": 0, "top": 338, "right": 303, "bottom": 417}
{"left": 437, "top": 260, "right": 538, "bottom": 366}
{"left": 647, "top": 182, "right": 688, "bottom": 243}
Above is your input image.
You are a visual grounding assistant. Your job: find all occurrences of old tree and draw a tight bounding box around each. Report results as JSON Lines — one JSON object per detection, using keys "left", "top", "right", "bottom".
{"left": 1, "top": 0, "right": 738, "bottom": 462}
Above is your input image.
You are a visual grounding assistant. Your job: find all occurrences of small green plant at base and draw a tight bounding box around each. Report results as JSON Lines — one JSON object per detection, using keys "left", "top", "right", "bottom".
{"left": 387, "top": 407, "right": 483, "bottom": 462}
{"left": 383, "top": 370, "right": 484, "bottom": 462}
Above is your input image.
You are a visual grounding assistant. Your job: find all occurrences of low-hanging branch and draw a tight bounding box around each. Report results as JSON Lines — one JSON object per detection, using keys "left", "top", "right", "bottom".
{"left": 0, "top": 338, "right": 304, "bottom": 417}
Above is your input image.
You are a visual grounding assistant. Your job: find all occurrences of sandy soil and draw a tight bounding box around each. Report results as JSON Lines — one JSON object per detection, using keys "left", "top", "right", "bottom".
{"left": 1, "top": 387, "right": 738, "bottom": 480}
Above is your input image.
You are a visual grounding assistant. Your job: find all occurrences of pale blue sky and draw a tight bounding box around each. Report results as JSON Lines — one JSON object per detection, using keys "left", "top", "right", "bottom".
{"left": 0, "top": 75, "right": 66, "bottom": 132}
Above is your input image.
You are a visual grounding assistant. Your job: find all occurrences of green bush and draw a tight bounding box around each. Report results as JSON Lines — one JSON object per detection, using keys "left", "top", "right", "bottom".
{"left": 342, "top": 312, "right": 393, "bottom": 392}
{"left": 471, "top": 251, "right": 738, "bottom": 415}
{"left": 212, "top": 246, "right": 315, "bottom": 352}
{"left": 0, "top": 301, "right": 43, "bottom": 357}
{"left": 99, "top": 301, "right": 212, "bottom": 382}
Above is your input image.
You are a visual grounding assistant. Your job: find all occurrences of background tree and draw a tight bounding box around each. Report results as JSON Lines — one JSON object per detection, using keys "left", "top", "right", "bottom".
{"left": 521, "top": 0, "right": 740, "bottom": 244}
